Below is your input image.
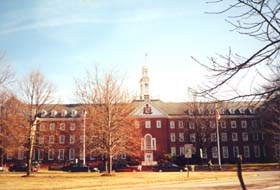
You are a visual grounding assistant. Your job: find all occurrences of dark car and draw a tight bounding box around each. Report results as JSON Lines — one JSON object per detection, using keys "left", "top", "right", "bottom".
{"left": 114, "top": 164, "right": 140, "bottom": 172}
{"left": 62, "top": 163, "right": 90, "bottom": 172}
{"left": 153, "top": 163, "right": 188, "bottom": 172}
{"left": 9, "top": 162, "right": 39, "bottom": 172}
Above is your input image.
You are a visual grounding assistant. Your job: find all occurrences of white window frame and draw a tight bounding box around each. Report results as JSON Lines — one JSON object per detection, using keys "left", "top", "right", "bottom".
{"left": 38, "top": 136, "right": 44, "bottom": 144}
{"left": 58, "top": 149, "right": 64, "bottom": 160}
{"left": 170, "top": 121, "right": 175, "bottom": 129}
{"left": 242, "top": 132, "right": 248, "bottom": 141}
{"left": 178, "top": 120, "right": 184, "bottom": 128}
{"left": 70, "top": 135, "right": 75, "bottom": 144}
{"left": 171, "top": 147, "right": 176, "bottom": 156}
{"left": 38, "top": 149, "right": 44, "bottom": 160}
{"left": 59, "top": 135, "right": 65, "bottom": 144}
{"left": 179, "top": 132, "right": 184, "bottom": 142}
{"left": 179, "top": 147, "right": 185, "bottom": 156}
{"left": 211, "top": 133, "right": 217, "bottom": 142}
{"left": 212, "top": 146, "right": 218, "bottom": 158}
{"left": 221, "top": 121, "right": 226, "bottom": 128}
{"left": 49, "top": 135, "right": 54, "bottom": 144}
{"left": 39, "top": 124, "right": 46, "bottom": 131}
{"left": 231, "top": 120, "right": 237, "bottom": 128}
{"left": 222, "top": 146, "right": 229, "bottom": 159}
{"left": 221, "top": 132, "right": 227, "bottom": 142}
{"left": 190, "top": 133, "right": 196, "bottom": 143}
{"left": 233, "top": 146, "right": 239, "bottom": 158}
{"left": 244, "top": 146, "right": 250, "bottom": 158}
{"left": 241, "top": 120, "right": 247, "bottom": 128}
{"left": 69, "top": 148, "right": 75, "bottom": 160}
{"left": 145, "top": 120, "right": 151, "bottom": 128}
{"left": 61, "top": 110, "right": 67, "bottom": 117}
{"left": 50, "top": 123, "right": 55, "bottom": 131}
{"left": 170, "top": 133, "right": 176, "bottom": 142}
{"left": 189, "top": 122, "right": 195, "bottom": 129}
{"left": 70, "top": 123, "right": 76, "bottom": 131}
{"left": 210, "top": 120, "right": 216, "bottom": 128}
{"left": 48, "top": 149, "right": 54, "bottom": 160}
{"left": 232, "top": 133, "right": 238, "bottom": 141}
{"left": 71, "top": 109, "right": 77, "bottom": 117}
{"left": 60, "top": 123, "right": 65, "bottom": 130}
{"left": 156, "top": 120, "right": 161, "bottom": 128}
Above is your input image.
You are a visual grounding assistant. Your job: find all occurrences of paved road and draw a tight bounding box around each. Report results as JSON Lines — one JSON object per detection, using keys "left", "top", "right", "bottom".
{"left": 121, "top": 171, "right": 280, "bottom": 190}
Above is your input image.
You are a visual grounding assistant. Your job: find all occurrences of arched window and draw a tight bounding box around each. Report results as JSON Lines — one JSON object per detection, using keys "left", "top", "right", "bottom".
{"left": 143, "top": 134, "right": 156, "bottom": 151}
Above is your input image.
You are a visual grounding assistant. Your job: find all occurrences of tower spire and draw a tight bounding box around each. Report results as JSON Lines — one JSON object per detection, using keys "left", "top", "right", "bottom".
{"left": 140, "top": 53, "right": 150, "bottom": 100}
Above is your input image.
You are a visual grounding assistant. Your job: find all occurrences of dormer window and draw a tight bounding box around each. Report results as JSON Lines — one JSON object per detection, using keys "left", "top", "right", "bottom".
{"left": 71, "top": 109, "right": 77, "bottom": 117}
{"left": 239, "top": 108, "right": 246, "bottom": 114}
{"left": 41, "top": 110, "right": 47, "bottom": 117}
{"left": 188, "top": 109, "right": 193, "bottom": 115}
{"left": 61, "top": 110, "right": 67, "bottom": 117}
{"left": 229, "top": 108, "right": 235, "bottom": 114}
{"left": 249, "top": 108, "right": 256, "bottom": 114}
{"left": 220, "top": 108, "right": 225, "bottom": 114}
{"left": 209, "top": 109, "right": 214, "bottom": 115}
{"left": 51, "top": 110, "right": 57, "bottom": 117}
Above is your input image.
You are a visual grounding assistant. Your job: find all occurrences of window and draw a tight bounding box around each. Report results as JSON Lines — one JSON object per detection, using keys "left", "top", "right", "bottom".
{"left": 178, "top": 120, "right": 184, "bottom": 128}
{"left": 242, "top": 132, "right": 248, "bottom": 141}
{"left": 179, "top": 133, "right": 184, "bottom": 142}
{"left": 210, "top": 121, "right": 216, "bottom": 128}
{"left": 212, "top": 146, "right": 218, "bottom": 158}
{"left": 69, "top": 148, "right": 75, "bottom": 160}
{"left": 79, "top": 149, "right": 83, "bottom": 160}
{"left": 171, "top": 147, "right": 176, "bottom": 156}
{"left": 222, "top": 146, "right": 229, "bottom": 158}
{"left": 61, "top": 110, "right": 67, "bottom": 117}
{"left": 41, "top": 110, "right": 47, "bottom": 117}
{"left": 39, "top": 124, "right": 46, "bottom": 131}
{"left": 70, "top": 123, "right": 76, "bottom": 131}
{"left": 49, "top": 135, "right": 54, "bottom": 144}
{"left": 38, "top": 136, "right": 44, "bottom": 144}
{"left": 179, "top": 147, "right": 185, "bottom": 156}
{"left": 58, "top": 149, "right": 64, "bottom": 160}
{"left": 220, "top": 108, "right": 225, "bottom": 114}
{"left": 221, "top": 121, "right": 226, "bottom": 128}
{"left": 170, "top": 121, "right": 175, "bottom": 129}
{"left": 48, "top": 149, "right": 54, "bottom": 160}
{"left": 60, "top": 123, "right": 65, "bottom": 130}
{"left": 156, "top": 120, "right": 161, "bottom": 128}
{"left": 145, "top": 120, "right": 151, "bottom": 128}
{"left": 254, "top": 145, "right": 260, "bottom": 158}
{"left": 190, "top": 133, "right": 196, "bottom": 143}
{"left": 51, "top": 110, "right": 57, "bottom": 117}
{"left": 71, "top": 109, "right": 77, "bottom": 117}
{"left": 244, "top": 146, "right": 250, "bottom": 158}
{"left": 50, "top": 123, "right": 55, "bottom": 131}
{"left": 18, "top": 150, "right": 24, "bottom": 160}
{"left": 221, "top": 133, "right": 227, "bottom": 142}
{"left": 251, "top": 120, "right": 257, "bottom": 128}
{"left": 202, "top": 148, "right": 208, "bottom": 159}
{"left": 239, "top": 108, "right": 245, "bottom": 114}
{"left": 135, "top": 120, "right": 139, "bottom": 128}
{"left": 231, "top": 120, "right": 237, "bottom": 128}
{"left": 211, "top": 133, "right": 217, "bottom": 142}
{"left": 80, "top": 135, "right": 84, "bottom": 144}
{"left": 232, "top": 133, "right": 238, "bottom": 141}
{"left": 252, "top": 133, "right": 259, "bottom": 141}
{"left": 233, "top": 146, "right": 239, "bottom": 158}
{"left": 274, "top": 144, "right": 280, "bottom": 159}
{"left": 142, "top": 134, "right": 156, "bottom": 151}
{"left": 170, "top": 133, "right": 176, "bottom": 142}
{"left": 189, "top": 122, "right": 195, "bottom": 129}
{"left": 229, "top": 108, "right": 235, "bottom": 114}
{"left": 70, "top": 135, "right": 75, "bottom": 144}
{"left": 59, "top": 135, "right": 65, "bottom": 144}
{"left": 241, "top": 120, "right": 247, "bottom": 128}
{"left": 38, "top": 149, "right": 44, "bottom": 160}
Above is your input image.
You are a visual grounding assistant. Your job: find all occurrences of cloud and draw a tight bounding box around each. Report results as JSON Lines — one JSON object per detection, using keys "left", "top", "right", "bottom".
{"left": 0, "top": 1, "right": 193, "bottom": 35}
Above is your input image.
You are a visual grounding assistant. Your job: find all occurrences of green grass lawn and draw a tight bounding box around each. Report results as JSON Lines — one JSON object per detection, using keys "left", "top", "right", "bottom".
{"left": 0, "top": 170, "right": 249, "bottom": 190}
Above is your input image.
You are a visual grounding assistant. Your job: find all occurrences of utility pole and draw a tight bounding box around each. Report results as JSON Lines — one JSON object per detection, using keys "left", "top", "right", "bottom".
{"left": 83, "top": 110, "right": 87, "bottom": 165}
{"left": 215, "top": 104, "right": 222, "bottom": 170}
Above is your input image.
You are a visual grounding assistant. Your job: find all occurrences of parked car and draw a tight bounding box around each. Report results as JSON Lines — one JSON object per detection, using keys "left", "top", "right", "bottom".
{"left": 153, "top": 163, "right": 188, "bottom": 172}
{"left": 62, "top": 163, "right": 90, "bottom": 172}
{"left": 9, "top": 162, "right": 39, "bottom": 172}
{"left": 114, "top": 164, "right": 141, "bottom": 172}
{"left": 0, "top": 166, "right": 4, "bottom": 172}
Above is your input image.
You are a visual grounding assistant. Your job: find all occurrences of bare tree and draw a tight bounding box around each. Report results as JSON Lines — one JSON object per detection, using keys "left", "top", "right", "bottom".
{"left": 192, "top": 0, "right": 280, "bottom": 101}
{"left": 18, "top": 70, "right": 55, "bottom": 176}
{"left": 0, "top": 53, "right": 14, "bottom": 89}
{"left": 75, "top": 68, "right": 140, "bottom": 175}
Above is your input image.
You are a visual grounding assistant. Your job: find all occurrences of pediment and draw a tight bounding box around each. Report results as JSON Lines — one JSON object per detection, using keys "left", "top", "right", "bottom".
{"left": 132, "top": 102, "right": 167, "bottom": 117}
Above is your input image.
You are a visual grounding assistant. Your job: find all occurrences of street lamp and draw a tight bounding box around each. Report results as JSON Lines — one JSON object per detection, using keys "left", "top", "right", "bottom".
{"left": 83, "top": 110, "right": 87, "bottom": 165}
{"left": 215, "top": 104, "right": 222, "bottom": 170}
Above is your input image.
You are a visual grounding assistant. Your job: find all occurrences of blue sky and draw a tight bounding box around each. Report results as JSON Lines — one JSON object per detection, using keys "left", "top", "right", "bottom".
{"left": 0, "top": 0, "right": 262, "bottom": 103}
